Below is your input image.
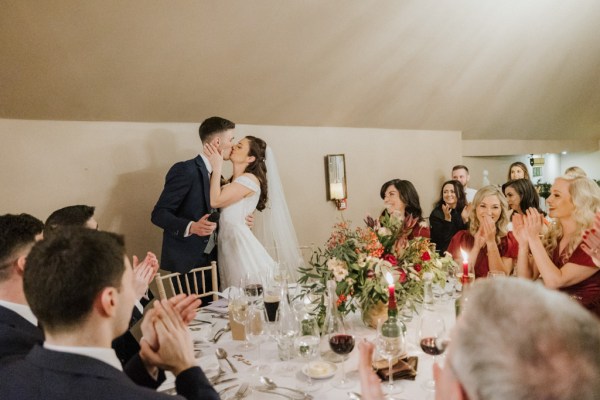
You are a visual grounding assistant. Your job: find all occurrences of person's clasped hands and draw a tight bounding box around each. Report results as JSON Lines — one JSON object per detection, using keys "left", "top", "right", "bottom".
{"left": 582, "top": 211, "right": 600, "bottom": 266}
{"left": 132, "top": 251, "right": 160, "bottom": 300}
{"left": 139, "top": 294, "right": 202, "bottom": 377}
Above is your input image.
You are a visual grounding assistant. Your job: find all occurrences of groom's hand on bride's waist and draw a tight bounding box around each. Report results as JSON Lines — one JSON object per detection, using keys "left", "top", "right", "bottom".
{"left": 190, "top": 214, "right": 217, "bottom": 237}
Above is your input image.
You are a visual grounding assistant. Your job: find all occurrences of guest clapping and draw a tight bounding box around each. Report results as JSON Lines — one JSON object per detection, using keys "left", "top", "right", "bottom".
{"left": 447, "top": 186, "right": 518, "bottom": 277}
{"left": 380, "top": 179, "right": 430, "bottom": 239}
{"left": 514, "top": 176, "right": 600, "bottom": 316}
{"left": 429, "top": 180, "right": 468, "bottom": 254}
{"left": 582, "top": 211, "right": 600, "bottom": 267}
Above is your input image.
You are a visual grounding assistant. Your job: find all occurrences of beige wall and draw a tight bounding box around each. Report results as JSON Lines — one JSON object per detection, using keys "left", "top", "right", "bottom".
{"left": 0, "top": 118, "right": 461, "bottom": 259}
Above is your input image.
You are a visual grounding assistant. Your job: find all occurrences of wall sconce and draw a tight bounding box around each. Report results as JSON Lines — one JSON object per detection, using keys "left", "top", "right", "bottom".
{"left": 326, "top": 154, "right": 347, "bottom": 210}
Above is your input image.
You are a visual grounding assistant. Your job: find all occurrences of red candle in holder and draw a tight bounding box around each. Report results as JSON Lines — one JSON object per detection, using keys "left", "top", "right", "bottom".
{"left": 385, "top": 272, "right": 396, "bottom": 309}
{"left": 460, "top": 248, "right": 469, "bottom": 284}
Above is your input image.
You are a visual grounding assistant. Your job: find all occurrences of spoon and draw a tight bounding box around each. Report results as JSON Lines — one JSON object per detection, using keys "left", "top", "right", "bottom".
{"left": 347, "top": 392, "right": 362, "bottom": 400}
{"left": 210, "top": 323, "right": 231, "bottom": 343}
{"left": 215, "top": 347, "right": 238, "bottom": 373}
{"left": 260, "top": 376, "right": 312, "bottom": 398}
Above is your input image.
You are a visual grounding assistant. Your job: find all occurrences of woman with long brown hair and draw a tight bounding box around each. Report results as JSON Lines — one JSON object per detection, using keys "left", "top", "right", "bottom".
{"left": 205, "top": 136, "right": 299, "bottom": 287}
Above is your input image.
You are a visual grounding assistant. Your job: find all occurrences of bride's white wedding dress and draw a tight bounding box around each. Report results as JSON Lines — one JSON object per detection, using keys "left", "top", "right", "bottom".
{"left": 218, "top": 175, "right": 276, "bottom": 288}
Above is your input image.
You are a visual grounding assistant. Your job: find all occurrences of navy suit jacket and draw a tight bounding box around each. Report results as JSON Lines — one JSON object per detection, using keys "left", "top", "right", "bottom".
{"left": 152, "top": 156, "right": 216, "bottom": 274}
{"left": 0, "top": 346, "right": 219, "bottom": 400}
{"left": 0, "top": 305, "right": 164, "bottom": 389}
{"left": 0, "top": 305, "right": 44, "bottom": 364}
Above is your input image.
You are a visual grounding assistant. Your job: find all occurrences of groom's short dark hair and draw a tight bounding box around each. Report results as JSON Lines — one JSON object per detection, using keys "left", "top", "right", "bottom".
{"left": 199, "top": 117, "right": 235, "bottom": 143}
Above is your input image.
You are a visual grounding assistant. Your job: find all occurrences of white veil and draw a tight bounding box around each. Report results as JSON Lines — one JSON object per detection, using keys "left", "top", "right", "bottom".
{"left": 254, "top": 146, "right": 303, "bottom": 281}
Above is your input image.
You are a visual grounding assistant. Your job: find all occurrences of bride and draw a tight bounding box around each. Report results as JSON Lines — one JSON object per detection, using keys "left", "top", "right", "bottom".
{"left": 204, "top": 136, "right": 301, "bottom": 288}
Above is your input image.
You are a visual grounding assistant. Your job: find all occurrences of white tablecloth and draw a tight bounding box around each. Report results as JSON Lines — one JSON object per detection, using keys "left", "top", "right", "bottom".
{"left": 163, "top": 299, "right": 456, "bottom": 399}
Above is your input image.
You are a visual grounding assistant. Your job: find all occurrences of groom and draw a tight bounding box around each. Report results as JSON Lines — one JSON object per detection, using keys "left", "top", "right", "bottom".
{"left": 152, "top": 117, "right": 235, "bottom": 276}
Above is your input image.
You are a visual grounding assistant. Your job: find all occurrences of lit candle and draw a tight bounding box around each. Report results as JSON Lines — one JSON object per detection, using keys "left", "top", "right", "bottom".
{"left": 460, "top": 248, "right": 469, "bottom": 284}
{"left": 385, "top": 272, "right": 396, "bottom": 310}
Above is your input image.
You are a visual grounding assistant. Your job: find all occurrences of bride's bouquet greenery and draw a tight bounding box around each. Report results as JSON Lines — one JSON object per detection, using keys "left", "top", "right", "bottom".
{"left": 298, "top": 212, "right": 454, "bottom": 326}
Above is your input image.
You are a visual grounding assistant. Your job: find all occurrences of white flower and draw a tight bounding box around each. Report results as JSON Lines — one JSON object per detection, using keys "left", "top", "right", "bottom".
{"left": 377, "top": 227, "right": 391, "bottom": 236}
{"left": 327, "top": 258, "right": 349, "bottom": 282}
{"left": 333, "top": 266, "right": 349, "bottom": 282}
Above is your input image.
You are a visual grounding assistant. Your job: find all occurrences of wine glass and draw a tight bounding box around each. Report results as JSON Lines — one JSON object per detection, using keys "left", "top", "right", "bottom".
{"left": 229, "top": 286, "right": 254, "bottom": 351}
{"left": 247, "top": 305, "right": 270, "bottom": 374}
{"left": 487, "top": 270, "right": 506, "bottom": 278}
{"left": 376, "top": 317, "right": 406, "bottom": 397}
{"left": 328, "top": 315, "right": 355, "bottom": 389}
{"left": 294, "top": 317, "right": 322, "bottom": 391}
{"left": 242, "top": 273, "right": 263, "bottom": 306}
{"left": 418, "top": 310, "right": 447, "bottom": 391}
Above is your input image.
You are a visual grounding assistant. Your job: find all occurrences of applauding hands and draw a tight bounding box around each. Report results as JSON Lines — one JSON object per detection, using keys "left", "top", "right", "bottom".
{"left": 581, "top": 212, "right": 600, "bottom": 266}
{"left": 132, "top": 251, "right": 160, "bottom": 300}
{"left": 139, "top": 295, "right": 202, "bottom": 377}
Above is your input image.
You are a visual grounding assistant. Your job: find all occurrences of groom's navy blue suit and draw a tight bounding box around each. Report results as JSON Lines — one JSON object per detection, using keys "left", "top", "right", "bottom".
{"left": 152, "top": 156, "right": 216, "bottom": 274}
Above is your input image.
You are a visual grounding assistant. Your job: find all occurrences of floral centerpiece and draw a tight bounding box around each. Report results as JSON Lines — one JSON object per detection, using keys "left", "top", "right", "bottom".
{"left": 298, "top": 212, "right": 454, "bottom": 328}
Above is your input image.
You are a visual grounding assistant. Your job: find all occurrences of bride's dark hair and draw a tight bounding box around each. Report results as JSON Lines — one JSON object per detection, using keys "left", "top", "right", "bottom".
{"left": 245, "top": 136, "right": 268, "bottom": 211}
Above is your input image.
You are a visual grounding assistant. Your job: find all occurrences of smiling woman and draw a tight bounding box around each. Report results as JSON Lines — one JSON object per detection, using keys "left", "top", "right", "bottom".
{"left": 447, "top": 185, "right": 518, "bottom": 277}
{"left": 514, "top": 176, "right": 600, "bottom": 317}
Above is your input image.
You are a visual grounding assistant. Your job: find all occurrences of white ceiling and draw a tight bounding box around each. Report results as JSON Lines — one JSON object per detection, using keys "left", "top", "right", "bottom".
{"left": 1, "top": 0, "right": 600, "bottom": 141}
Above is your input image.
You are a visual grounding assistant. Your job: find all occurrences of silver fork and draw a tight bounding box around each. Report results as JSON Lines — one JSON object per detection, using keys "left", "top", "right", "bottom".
{"left": 231, "top": 382, "right": 250, "bottom": 400}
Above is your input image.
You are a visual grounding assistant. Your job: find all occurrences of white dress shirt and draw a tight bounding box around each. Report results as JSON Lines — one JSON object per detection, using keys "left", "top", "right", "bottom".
{"left": 43, "top": 342, "right": 123, "bottom": 371}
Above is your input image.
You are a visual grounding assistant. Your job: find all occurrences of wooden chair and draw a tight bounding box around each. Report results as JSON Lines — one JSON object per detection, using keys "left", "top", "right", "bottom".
{"left": 154, "top": 261, "right": 219, "bottom": 303}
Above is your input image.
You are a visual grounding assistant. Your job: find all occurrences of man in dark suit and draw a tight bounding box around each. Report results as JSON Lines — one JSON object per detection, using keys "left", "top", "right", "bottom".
{"left": 0, "top": 214, "right": 44, "bottom": 364}
{"left": 0, "top": 227, "right": 218, "bottom": 400}
{"left": 45, "top": 204, "right": 159, "bottom": 365}
{"left": 152, "top": 116, "right": 235, "bottom": 275}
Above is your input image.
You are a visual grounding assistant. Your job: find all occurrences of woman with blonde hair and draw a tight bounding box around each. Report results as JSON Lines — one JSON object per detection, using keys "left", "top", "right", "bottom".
{"left": 514, "top": 176, "right": 600, "bottom": 316}
{"left": 447, "top": 185, "right": 518, "bottom": 277}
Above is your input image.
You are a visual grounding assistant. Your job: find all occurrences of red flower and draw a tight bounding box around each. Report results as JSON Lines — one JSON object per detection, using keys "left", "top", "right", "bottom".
{"left": 421, "top": 251, "right": 431, "bottom": 261}
{"left": 382, "top": 253, "right": 398, "bottom": 266}
{"left": 414, "top": 263, "right": 422, "bottom": 272}
{"left": 399, "top": 270, "right": 407, "bottom": 283}
{"left": 336, "top": 294, "right": 347, "bottom": 307}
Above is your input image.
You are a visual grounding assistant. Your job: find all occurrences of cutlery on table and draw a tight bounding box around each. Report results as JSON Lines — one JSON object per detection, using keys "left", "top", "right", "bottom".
{"left": 215, "top": 347, "right": 238, "bottom": 373}
{"left": 260, "top": 376, "right": 311, "bottom": 398}
{"left": 210, "top": 323, "right": 231, "bottom": 342}
{"left": 217, "top": 384, "right": 238, "bottom": 397}
{"left": 230, "top": 382, "right": 250, "bottom": 400}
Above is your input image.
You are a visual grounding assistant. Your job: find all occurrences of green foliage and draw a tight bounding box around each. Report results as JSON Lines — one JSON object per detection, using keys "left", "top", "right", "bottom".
{"left": 298, "top": 214, "right": 456, "bottom": 326}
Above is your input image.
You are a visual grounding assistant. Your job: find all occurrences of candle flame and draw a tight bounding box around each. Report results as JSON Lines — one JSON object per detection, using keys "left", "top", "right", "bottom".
{"left": 460, "top": 248, "right": 468, "bottom": 263}
{"left": 385, "top": 272, "right": 394, "bottom": 285}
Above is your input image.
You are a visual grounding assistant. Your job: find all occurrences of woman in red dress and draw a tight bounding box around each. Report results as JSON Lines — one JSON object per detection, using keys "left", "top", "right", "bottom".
{"left": 447, "top": 185, "right": 518, "bottom": 277}
{"left": 514, "top": 176, "right": 600, "bottom": 317}
{"left": 379, "top": 179, "right": 430, "bottom": 239}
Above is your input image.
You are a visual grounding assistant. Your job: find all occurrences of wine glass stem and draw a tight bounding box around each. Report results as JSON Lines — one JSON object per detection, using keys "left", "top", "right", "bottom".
{"left": 340, "top": 359, "right": 346, "bottom": 383}
{"left": 388, "top": 356, "right": 394, "bottom": 388}
{"left": 257, "top": 341, "right": 262, "bottom": 365}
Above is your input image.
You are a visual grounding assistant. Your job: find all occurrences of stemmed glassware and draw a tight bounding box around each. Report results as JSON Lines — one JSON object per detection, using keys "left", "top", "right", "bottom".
{"left": 328, "top": 314, "right": 355, "bottom": 389}
{"left": 418, "top": 310, "right": 447, "bottom": 391}
{"left": 242, "top": 273, "right": 264, "bottom": 306}
{"left": 247, "top": 305, "right": 270, "bottom": 374}
{"left": 229, "top": 286, "right": 254, "bottom": 351}
{"left": 294, "top": 316, "right": 322, "bottom": 391}
{"left": 376, "top": 317, "right": 407, "bottom": 397}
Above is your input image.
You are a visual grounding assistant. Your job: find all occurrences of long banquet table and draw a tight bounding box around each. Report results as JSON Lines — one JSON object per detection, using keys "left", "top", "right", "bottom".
{"left": 159, "top": 298, "right": 456, "bottom": 399}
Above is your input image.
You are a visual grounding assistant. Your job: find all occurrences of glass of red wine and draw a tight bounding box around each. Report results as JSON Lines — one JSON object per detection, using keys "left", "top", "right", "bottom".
{"left": 418, "top": 310, "right": 447, "bottom": 391}
{"left": 328, "top": 316, "right": 355, "bottom": 389}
